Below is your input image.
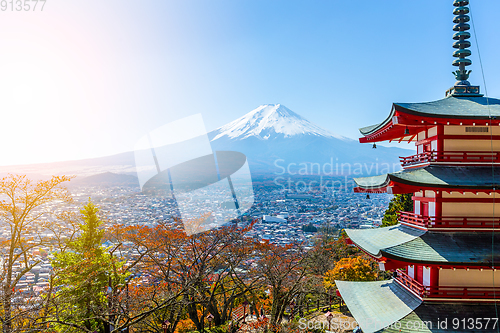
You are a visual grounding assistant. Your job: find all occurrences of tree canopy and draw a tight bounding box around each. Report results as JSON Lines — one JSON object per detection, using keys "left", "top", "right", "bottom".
{"left": 323, "top": 257, "right": 377, "bottom": 291}
{"left": 381, "top": 193, "right": 413, "bottom": 227}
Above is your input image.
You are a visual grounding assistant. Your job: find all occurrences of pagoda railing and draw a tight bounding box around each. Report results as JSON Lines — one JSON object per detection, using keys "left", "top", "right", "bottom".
{"left": 398, "top": 211, "right": 430, "bottom": 228}
{"left": 395, "top": 270, "right": 500, "bottom": 300}
{"left": 425, "top": 286, "right": 500, "bottom": 299}
{"left": 400, "top": 151, "right": 500, "bottom": 167}
{"left": 394, "top": 269, "right": 425, "bottom": 298}
{"left": 398, "top": 211, "right": 500, "bottom": 229}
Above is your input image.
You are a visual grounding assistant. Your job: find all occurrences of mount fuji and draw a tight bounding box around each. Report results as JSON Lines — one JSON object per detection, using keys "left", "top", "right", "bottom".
{"left": 0, "top": 104, "right": 414, "bottom": 181}
{"left": 212, "top": 104, "right": 347, "bottom": 141}
{"left": 209, "top": 104, "right": 413, "bottom": 175}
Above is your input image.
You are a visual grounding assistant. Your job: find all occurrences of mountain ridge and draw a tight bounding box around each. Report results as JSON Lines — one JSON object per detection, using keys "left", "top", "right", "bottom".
{"left": 0, "top": 104, "right": 413, "bottom": 178}
{"left": 210, "top": 104, "right": 412, "bottom": 174}
{"left": 211, "top": 104, "right": 350, "bottom": 142}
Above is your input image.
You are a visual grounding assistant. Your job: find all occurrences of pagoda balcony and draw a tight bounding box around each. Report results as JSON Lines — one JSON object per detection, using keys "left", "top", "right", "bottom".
{"left": 400, "top": 151, "right": 500, "bottom": 168}
{"left": 398, "top": 211, "right": 500, "bottom": 229}
{"left": 395, "top": 270, "right": 500, "bottom": 301}
{"left": 394, "top": 269, "right": 426, "bottom": 298}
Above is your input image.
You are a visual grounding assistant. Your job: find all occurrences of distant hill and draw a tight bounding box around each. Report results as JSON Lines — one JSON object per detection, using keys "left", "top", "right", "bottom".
{"left": 69, "top": 172, "right": 139, "bottom": 187}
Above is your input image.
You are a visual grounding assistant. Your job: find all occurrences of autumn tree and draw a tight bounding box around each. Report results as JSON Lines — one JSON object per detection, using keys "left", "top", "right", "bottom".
{"left": 201, "top": 225, "right": 264, "bottom": 327}
{"left": 255, "top": 241, "right": 310, "bottom": 327}
{"left": 323, "top": 256, "right": 377, "bottom": 291}
{"left": 381, "top": 193, "right": 413, "bottom": 227}
{"left": 307, "top": 230, "right": 360, "bottom": 277}
{"left": 108, "top": 221, "right": 201, "bottom": 333}
{"left": 121, "top": 220, "right": 263, "bottom": 332}
{"left": 0, "top": 174, "right": 72, "bottom": 333}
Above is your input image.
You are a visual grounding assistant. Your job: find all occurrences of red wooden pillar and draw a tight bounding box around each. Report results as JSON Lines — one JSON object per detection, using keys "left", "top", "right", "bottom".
{"left": 429, "top": 266, "right": 439, "bottom": 296}
{"left": 435, "top": 190, "right": 442, "bottom": 227}
{"left": 421, "top": 202, "right": 429, "bottom": 217}
{"left": 430, "top": 267, "right": 439, "bottom": 286}
{"left": 436, "top": 125, "right": 444, "bottom": 153}
{"left": 415, "top": 265, "right": 423, "bottom": 284}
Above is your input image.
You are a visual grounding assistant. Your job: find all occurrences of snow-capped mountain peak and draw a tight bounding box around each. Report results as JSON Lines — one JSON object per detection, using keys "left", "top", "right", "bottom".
{"left": 211, "top": 104, "right": 348, "bottom": 141}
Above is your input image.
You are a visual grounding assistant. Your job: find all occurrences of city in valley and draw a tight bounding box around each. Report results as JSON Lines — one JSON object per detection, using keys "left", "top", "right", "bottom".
{"left": 8, "top": 174, "right": 390, "bottom": 296}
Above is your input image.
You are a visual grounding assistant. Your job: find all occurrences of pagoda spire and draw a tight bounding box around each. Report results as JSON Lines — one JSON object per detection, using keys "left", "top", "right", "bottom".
{"left": 446, "top": 0, "right": 481, "bottom": 97}
{"left": 452, "top": 0, "right": 472, "bottom": 84}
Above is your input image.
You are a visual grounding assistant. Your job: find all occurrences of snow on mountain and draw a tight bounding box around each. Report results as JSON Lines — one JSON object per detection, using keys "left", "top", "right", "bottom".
{"left": 209, "top": 103, "right": 414, "bottom": 175}
{"left": 211, "top": 104, "right": 350, "bottom": 141}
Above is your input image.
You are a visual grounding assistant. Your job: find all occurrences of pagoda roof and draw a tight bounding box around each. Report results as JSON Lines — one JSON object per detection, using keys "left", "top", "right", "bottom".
{"left": 345, "top": 225, "right": 425, "bottom": 257}
{"left": 346, "top": 225, "right": 500, "bottom": 265}
{"left": 336, "top": 280, "right": 422, "bottom": 333}
{"left": 359, "top": 95, "right": 500, "bottom": 143}
{"left": 378, "top": 302, "right": 500, "bottom": 332}
{"left": 337, "top": 279, "right": 500, "bottom": 333}
{"left": 354, "top": 165, "right": 500, "bottom": 194}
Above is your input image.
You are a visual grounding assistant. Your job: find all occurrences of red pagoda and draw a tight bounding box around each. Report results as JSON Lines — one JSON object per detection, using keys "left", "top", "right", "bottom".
{"left": 336, "top": 1, "right": 500, "bottom": 332}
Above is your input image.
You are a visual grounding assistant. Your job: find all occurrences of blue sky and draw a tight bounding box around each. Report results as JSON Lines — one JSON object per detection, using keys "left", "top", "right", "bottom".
{"left": 1, "top": 0, "right": 500, "bottom": 165}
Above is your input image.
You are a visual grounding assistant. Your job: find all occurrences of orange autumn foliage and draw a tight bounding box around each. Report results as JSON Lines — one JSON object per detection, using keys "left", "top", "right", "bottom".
{"left": 323, "top": 256, "right": 377, "bottom": 290}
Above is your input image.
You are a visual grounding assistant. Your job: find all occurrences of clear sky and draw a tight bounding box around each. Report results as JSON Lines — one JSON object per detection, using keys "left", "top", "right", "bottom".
{"left": 1, "top": 0, "right": 500, "bottom": 166}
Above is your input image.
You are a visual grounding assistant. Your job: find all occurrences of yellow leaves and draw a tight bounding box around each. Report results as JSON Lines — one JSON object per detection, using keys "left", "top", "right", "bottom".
{"left": 183, "top": 212, "right": 214, "bottom": 236}
{"left": 323, "top": 257, "right": 377, "bottom": 290}
{"left": 175, "top": 318, "right": 197, "bottom": 333}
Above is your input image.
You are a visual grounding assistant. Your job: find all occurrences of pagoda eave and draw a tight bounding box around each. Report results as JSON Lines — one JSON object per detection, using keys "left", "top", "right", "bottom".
{"left": 338, "top": 279, "right": 500, "bottom": 333}
{"left": 355, "top": 182, "right": 500, "bottom": 195}
{"left": 354, "top": 165, "right": 500, "bottom": 194}
{"left": 336, "top": 280, "right": 422, "bottom": 333}
{"left": 359, "top": 96, "right": 500, "bottom": 143}
{"left": 381, "top": 251, "right": 499, "bottom": 268}
{"left": 345, "top": 225, "right": 500, "bottom": 267}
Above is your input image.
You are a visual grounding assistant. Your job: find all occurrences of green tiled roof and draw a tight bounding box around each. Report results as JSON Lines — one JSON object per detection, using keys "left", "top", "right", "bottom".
{"left": 378, "top": 302, "right": 500, "bottom": 333}
{"left": 353, "top": 174, "right": 390, "bottom": 190}
{"left": 359, "top": 95, "right": 500, "bottom": 136}
{"left": 359, "top": 123, "right": 383, "bottom": 135}
{"left": 346, "top": 225, "right": 500, "bottom": 265}
{"left": 338, "top": 280, "right": 500, "bottom": 333}
{"left": 345, "top": 225, "right": 425, "bottom": 257}
{"left": 384, "top": 231, "right": 500, "bottom": 265}
{"left": 396, "top": 96, "right": 500, "bottom": 119}
{"left": 336, "top": 280, "right": 422, "bottom": 333}
{"left": 354, "top": 165, "right": 500, "bottom": 190}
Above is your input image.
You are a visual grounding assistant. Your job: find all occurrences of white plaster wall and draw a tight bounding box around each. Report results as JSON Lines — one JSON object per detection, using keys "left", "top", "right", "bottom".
{"left": 429, "top": 202, "right": 436, "bottom": 217}
{"left": 408, "top": 265, "right": 414, "bottom": 279}
{"left": 422, "top": 266, "right": 431, "bottom": 286}
{"left": 428, "top": 126, "right": 438, "bottom": 137}
{"left": 439, "top": 269, "right": 500, "bottom": 287}
{"left": 444, "top": 140, "right": 500, "bottom": 152}
{"left": 442, "top": 202, "right": 500, "bottom": 217}
{"left": 444, "top": 126, "right": 500, "bottom": 135}
{"left": 424, "top": 191, "right": 435, "bottom": 197}
{"left": 414, "top": 200, "right": 420, "bottom": 215}
{"left": 443, "top": 192, "right": 492, "bottom": 199}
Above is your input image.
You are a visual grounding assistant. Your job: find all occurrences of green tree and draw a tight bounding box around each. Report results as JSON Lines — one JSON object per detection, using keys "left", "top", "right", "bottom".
{"left": 0, "top": 174, "right": 72, "bottom": 333}
{"left": 381, "top": 193, "right": 413, "bottom": 227}
{"left": 49, "top": 199, "right": 128, "bottom": 332}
